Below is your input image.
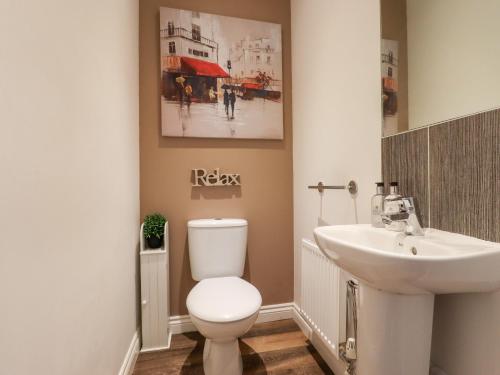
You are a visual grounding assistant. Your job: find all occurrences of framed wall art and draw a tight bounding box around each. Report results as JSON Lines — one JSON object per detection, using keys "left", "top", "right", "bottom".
{"left": 160, "top": 8, "right": 283, "bottom": 139}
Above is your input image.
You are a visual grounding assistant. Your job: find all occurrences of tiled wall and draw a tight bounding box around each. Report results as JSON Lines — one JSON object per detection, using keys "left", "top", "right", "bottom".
{"left": 382, "top": 109, "right": 500, "bottom": 242}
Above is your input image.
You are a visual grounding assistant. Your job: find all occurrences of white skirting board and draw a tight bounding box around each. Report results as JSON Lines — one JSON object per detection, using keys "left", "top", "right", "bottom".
{"left": 118, "top": 331, "right": 140, "bottom": 375}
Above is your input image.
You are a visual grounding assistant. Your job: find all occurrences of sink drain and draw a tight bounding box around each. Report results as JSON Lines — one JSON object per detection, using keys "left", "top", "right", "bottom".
{"left": 411, "top": 246, "right": 418, "bottom": 255}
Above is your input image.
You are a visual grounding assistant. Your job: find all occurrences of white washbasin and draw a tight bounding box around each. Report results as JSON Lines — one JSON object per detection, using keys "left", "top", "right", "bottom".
{"left": 314, "top": 224, "right": 500, "bottom": 295}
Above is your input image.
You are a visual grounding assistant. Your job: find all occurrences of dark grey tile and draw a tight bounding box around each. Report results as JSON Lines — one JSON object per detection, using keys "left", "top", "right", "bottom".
{"left": 429, "top": 110, "right": 500, "bottom": 242}
{"left": 382, "top": 128, "right": 429, "bottom": 227}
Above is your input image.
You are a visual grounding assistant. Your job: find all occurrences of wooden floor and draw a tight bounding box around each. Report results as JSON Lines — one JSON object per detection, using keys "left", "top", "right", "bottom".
{"left": 132, "top": 319, "right": 334, "bottom": 375}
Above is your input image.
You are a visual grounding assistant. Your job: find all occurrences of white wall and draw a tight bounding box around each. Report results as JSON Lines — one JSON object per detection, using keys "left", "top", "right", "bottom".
{"left": 0, "top": 1, "right": 139, "bottom": 374}
{"left": 407, "top": 0, "right": 500, "bottom": 128}
{"left": 291, "top": 0, "right": 381, "bottom": 371}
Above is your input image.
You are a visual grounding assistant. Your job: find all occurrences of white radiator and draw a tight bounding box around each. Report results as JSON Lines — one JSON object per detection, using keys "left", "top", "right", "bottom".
{"left": 300, "top": 239, "right": 345, "bottom": 358}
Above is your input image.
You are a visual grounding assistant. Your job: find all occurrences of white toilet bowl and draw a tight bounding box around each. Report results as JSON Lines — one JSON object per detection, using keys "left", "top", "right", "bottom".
{"left": 187, "top": 276, "right": 262, "bottom": 375}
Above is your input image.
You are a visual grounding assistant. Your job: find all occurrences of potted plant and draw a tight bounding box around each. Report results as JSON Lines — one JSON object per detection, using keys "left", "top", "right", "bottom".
{"left": 143, "top": 213, "right": 167, "bottom": 249}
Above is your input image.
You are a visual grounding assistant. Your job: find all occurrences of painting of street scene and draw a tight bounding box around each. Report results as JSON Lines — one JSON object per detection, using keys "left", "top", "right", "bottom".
{"left": 160, "top": 8, "right": 283, "bottom": 139}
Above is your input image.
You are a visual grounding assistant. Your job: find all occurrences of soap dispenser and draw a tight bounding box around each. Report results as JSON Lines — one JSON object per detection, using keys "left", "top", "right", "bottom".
{"left": 384, "top": 182, "right": 405, "bottom": 231}
{"left": 371, "top": 182, "right": 385, "bottom": 228}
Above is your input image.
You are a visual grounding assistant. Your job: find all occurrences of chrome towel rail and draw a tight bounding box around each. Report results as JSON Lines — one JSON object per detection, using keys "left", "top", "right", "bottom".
{"left": 308, "top": 180, "right": 358, "bottom": 194}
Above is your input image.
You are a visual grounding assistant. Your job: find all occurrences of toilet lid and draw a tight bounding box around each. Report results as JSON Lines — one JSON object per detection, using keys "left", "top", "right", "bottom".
{"left": 187, "top": 277, "right": 262, "bottom": 323}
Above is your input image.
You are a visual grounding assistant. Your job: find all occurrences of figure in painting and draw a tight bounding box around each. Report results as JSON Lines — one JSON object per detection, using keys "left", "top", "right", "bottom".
{"left": 229, "top": 89, "right": 236, "bottom": 119}
{"left": 209, "top": 86, "right": 216, "bottom": 102}
{"left": 185, "top": 82, "right": 193, "bottom": 111}
{"left": 175, "top": 75, "right": 185, "bottom": 107}
{"left": 223, "top": 89, "right": 230, "bottom": 117}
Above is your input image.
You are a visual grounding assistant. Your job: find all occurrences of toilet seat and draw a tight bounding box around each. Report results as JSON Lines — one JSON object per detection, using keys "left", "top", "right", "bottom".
{"left": 187, "top": 276, "right": 262, "bottom": 323}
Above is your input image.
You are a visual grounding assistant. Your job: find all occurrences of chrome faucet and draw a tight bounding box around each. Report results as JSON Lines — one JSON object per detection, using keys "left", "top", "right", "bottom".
{"left": 382, "top": 197, "right": 424, "bottom": 236}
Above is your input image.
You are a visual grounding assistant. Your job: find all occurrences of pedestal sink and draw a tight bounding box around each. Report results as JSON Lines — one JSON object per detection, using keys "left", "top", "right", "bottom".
{"left": 313, "top": 224, "right": 500, "bottom": 375}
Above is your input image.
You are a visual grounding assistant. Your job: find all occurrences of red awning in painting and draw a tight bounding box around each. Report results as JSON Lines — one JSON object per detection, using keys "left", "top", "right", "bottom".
{"left": 181, "top": 57, "right": 229, "bottom": 78}
{"left": 241, "top": 82, "right": 264, "bottom": 90}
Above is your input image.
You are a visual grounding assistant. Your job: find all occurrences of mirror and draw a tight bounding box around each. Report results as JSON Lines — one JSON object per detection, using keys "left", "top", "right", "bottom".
{"left": 381, "top": 0, "right": 500, "bottom": 136}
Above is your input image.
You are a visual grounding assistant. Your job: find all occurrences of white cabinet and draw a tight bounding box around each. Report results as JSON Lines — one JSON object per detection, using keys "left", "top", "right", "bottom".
{"left": 140, "top": 222, "right": 170, "bottom": 351}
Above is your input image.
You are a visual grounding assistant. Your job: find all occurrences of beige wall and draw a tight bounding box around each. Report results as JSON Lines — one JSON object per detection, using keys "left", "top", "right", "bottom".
{"left": 140, "top": 0, "right": 293, "bottom": 315}
{"left": 407, "top": 0, "right": 500, "bottom": 128}
{"left": 0, "top": 0, "right": 139, "bottom": 374}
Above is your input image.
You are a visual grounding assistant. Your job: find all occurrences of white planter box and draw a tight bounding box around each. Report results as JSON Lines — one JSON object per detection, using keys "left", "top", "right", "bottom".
{"left": 140, "top": 222, "right": 170, "bottom": 352}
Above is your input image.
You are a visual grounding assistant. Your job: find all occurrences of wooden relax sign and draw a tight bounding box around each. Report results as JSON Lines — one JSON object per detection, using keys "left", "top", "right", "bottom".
{"left": 192, "top": 168, "right": 241, "bottom": 187}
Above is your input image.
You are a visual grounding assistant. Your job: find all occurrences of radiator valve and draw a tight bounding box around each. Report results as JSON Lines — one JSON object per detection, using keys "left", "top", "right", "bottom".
{"left": 345, "top": 337, "right": 357, "bottom": 360}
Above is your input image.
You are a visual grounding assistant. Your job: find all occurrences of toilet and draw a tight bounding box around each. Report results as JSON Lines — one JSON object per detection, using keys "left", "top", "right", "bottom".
{"left": 186, "top": 218, "right": 262, "bottom": 375}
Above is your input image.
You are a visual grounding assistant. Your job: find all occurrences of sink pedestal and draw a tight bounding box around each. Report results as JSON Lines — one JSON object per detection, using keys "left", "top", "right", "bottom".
{"left": 356, "top": 283, "right": 435, "bottom": 375}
